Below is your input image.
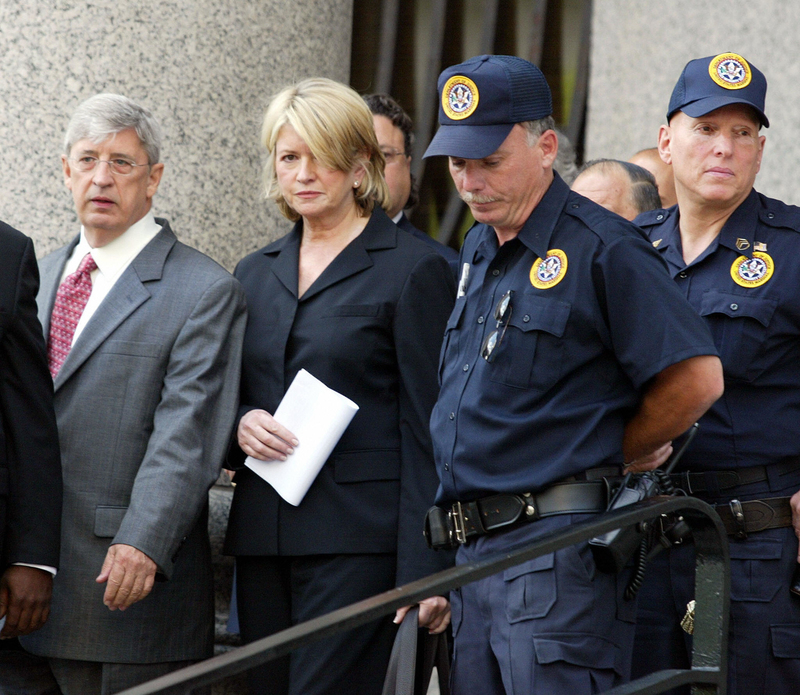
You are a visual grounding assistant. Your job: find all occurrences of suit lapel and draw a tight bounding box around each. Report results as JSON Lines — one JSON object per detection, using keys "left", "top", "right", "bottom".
{"left": 53, "top": 226, "right": 177, "bottom": 391}
{"left": 268, "top": 227, "right": 301, "bottom": 298}
{"left": 300, "top": 209, "right": 396, "bottom": 302}
{"left": 37, "top": 238, "right": 79, "bottom": 337}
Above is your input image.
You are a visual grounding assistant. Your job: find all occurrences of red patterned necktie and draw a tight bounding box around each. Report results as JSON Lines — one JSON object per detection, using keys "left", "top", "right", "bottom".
{"left": 48, "top": 252, "right": 98, "bottom": 378}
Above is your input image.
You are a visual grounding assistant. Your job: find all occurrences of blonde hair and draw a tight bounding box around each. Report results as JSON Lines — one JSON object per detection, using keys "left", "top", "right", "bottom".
{"left": 261, "top": 78, "right": 389, "bottom": 221}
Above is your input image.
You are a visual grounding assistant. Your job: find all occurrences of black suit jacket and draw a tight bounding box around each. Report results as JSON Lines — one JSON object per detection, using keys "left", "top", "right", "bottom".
{"left": 396, "top": 213, "right": 460, "bottom": 280}
{"left": 0, "top": 222, "right": 61, "bottom": 570}
{"left": 224, "top": 209, "right": 455, "bottom": 584}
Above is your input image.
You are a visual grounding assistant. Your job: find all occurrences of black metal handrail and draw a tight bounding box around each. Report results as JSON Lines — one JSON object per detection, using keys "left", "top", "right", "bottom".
{"left": 118, "top": 496, "right": 730, "bottom": 695}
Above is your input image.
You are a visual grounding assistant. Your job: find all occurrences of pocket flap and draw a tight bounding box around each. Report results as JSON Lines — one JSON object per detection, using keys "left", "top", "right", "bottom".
{"left": 94, "top": 505, "right": 128, "bottom": 538}
{"left": 772, "top": 624, "right": 800, "bottom": 658}
{"left": 699, "top": 291, "right": 777, "bottom": 327}
{"left": 504, "top": 553, "right": 555, "bottom": 580}
{"left": 332, "top": 449, "right": 400, "bottom": 483}
{"left": 513, "top": 295, "right": 571, "bottom": 336}
{"left": 533, "top": 633, "right": 621, "bottom": 673}
{"left": 728, "top": 536, "right": 783, "bottom": 560}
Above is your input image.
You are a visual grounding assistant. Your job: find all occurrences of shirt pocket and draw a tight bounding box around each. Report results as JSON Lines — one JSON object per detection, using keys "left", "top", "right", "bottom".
{"left": 699, "top": 290, "right": 777, "bottom": 382}
{"left": 489, "top": 294, "right": 571, "bottom": 391}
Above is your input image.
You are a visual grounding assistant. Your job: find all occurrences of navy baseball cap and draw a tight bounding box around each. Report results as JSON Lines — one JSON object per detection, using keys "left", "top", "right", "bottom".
{"left": 424, "top": 55, "right": 553, "bottom": 159}
{"left": 667, "top": 53, "right": 768, "bottom": 127}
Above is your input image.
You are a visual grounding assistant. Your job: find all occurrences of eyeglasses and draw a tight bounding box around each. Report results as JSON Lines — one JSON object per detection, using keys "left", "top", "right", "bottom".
{"left": 381, "top": 149, "right": 408, "bottom": 163}
{"left": 70, "top": 156, "right": 150, "bottom": 176}
{"left": 480, "top": 289, "right": 514, "bottom": 362}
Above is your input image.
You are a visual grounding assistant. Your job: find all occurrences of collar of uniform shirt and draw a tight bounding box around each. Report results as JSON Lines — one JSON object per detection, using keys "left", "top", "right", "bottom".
{"left": 59, "top": 211, "right": 162, "bottom": 284}
{"left": 717, "top": 188, "right": 758, "bottom": 255}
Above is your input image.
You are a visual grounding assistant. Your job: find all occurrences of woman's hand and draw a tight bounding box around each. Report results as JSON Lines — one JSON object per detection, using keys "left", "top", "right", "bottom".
{"left": 394, "top": 596, "right": 451, "bottom": 634}
{"left": 237, "top": 409, "right": 299, "bottom": 461}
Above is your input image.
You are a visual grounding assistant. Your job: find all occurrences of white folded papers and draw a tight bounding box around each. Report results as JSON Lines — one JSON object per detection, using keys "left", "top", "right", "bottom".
{"left": 244, "top": 368, "right": 359, "bottom": 506}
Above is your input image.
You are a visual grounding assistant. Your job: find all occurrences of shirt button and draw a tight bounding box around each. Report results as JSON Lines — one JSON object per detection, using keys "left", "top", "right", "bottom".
{"left": 444, "top": 464, "right": 449, "bottom": 471}
{"left": 463, "top": 364, "right": 469, "bottom": 372}
{"left": 572, "top": 203, "right": 579, "bottom": 209}
{"left": 730, "top": 303, "right": 739, "bottom": 311}
{"left": 767, "top": 212, "right": 775, "bottom": 219}
{"left": 477, "top": 316, "right": 484, "bottom": 324}
{"left": 679, "top": 271, "right": 688, "bottom": 279}
{"left": 522, "top": 314, "right": 530, "bottom": 322}
{"left": 449, "top": 412, "right": 455, "bottom": 420}
{"left": 656, "top": 214, "right": 664, "bottom": 221}
{"left": 492, "top": 269, "right": 500, "bottom": 276}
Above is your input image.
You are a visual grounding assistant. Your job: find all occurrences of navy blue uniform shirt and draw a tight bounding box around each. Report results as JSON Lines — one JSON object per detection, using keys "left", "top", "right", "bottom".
{"left": 431, "top": 174, "right": 718, "bottom": 505}
{"left": 637, "top": 189, "right": 800, "bottom": 471}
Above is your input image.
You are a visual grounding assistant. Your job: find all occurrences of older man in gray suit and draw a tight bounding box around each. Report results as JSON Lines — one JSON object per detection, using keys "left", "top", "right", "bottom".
{"left": 5, "top": 94, "right": 246, "bottom": 695}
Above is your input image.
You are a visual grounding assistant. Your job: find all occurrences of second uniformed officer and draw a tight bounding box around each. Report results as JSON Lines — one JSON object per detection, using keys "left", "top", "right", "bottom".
{"left": 632, "top": 53, "right": 800, "bottom": 694}
{"left": 423, "top": 54, "right": 724, "bottom": 695}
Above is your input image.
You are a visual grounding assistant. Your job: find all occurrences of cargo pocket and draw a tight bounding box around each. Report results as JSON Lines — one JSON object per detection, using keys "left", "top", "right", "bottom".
{"left": 729, "top": 536, "right": 783, "bottom": 602}
{"left": 505, "top": 553, "right": 557, "bottom": 622}
{"left": 699, "top": 290, "right": 777, "bottom": 382}
{"left": 533, "top": 633, "right": 624, "bottom": 689}
{"left": 489, "top": 294, "right": 570, "bottom": 391}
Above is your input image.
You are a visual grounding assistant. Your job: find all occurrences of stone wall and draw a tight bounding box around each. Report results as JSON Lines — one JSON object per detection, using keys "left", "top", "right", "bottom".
{"left": 0, "top": 0, "right": 353, "bottom": 268}
{"left": 585, "top": 1, "right": 800, "bottom": 205}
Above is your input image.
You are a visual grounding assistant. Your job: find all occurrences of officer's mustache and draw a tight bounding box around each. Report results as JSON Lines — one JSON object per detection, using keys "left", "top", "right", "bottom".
{"left": 460, "top": 191, "right": 500, "bottom": 205}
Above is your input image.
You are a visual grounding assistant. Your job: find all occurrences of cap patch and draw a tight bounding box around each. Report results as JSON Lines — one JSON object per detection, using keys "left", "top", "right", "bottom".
{"left": 530, "top": 249, "right": 568, "bottom": 289}
{"left": 709, "top": 53, "right": 752, "bottom": 90}
{"left": 442, "top": 76, "right": 480, "bottom": 121}
{"left": 731, "top": 251, "right": 773, "bottom": 288}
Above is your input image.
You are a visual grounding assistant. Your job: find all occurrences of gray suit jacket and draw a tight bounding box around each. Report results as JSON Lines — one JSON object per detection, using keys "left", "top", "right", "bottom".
{"left": 21, "top": 220, "right": 246, "bottom": 663}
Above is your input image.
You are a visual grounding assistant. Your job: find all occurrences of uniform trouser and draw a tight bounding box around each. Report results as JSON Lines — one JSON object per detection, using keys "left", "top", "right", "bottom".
{"left": 632, "top": 476, "right": 800, "bottom": 695}
{"left": 236, "top": 554, "right": 398, "bottom": 695}
{"left": 450, "top": 514, "right": 637, "bottom": 695}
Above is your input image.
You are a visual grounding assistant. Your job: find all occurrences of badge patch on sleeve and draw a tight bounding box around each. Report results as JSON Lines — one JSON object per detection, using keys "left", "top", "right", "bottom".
{"left": 709, "top": 53, "right": 752, "bottom": 90}
{"left": 442, "top": 76, "right": 479, "bottom": 121}
{"left": 530, "top": 249, "right": 568, "bottom": 289}
{"left": 731, "top": 252, "right": 774, "bottom": 288}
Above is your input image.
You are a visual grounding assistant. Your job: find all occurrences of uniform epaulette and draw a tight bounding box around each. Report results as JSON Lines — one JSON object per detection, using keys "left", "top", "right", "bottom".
{"left": 757, "top": 193, "right": 800, "bottom": 233}
{"left": 564, "top": 195, "right": 651, "bottom": 244}
{"left": 634, "top": 207, "right": 673, "bottom": 229}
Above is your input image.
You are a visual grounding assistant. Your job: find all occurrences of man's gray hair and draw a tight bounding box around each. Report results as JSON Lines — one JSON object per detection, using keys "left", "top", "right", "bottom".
{"left": 64, "top": 94, "right": 163, "bottom": 164}
{"left": 521, "top": 116, "right": 556, "bottom": 146}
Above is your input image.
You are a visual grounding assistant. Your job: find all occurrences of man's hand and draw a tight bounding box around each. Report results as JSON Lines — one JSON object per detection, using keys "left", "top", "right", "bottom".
{"left": 96, "top": 544, "right": 157, "bottom": 611}
{"left": 790, "top": 488, "right": 800, "bottom": 562}
{"left": 0, "top": 566, "right": 53, "bottom": 638}
{"left": 623, "top": 442, "right": 674, "bottom": 474}
{"left": 394, "top": 596, "right": 451, "bottom": 635}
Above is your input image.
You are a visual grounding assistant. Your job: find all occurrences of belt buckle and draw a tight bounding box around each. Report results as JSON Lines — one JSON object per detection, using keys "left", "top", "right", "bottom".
{"left": 729, "top": 498, "right": 747, "bottom": 539}
{"left": 451, "top": 501, "right": 467, "bottom": 545}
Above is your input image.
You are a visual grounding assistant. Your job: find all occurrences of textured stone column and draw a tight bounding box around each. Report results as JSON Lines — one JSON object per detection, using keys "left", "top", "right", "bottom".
{"left": 585, "top": 1, "right": 800, "bottom": 205}
{"left": 0, "top": 0, "right": 353, "bottom": 268}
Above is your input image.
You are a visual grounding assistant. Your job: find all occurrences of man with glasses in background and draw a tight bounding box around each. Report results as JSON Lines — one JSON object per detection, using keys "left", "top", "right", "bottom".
{"left": 365, "top": 93, "right": 459, "bottom": 273}
{"left": 4, "top": 93, "right": 246, "bottom": 695}
{"left": 423, "top": 55, "right": 724, "bottom": 694}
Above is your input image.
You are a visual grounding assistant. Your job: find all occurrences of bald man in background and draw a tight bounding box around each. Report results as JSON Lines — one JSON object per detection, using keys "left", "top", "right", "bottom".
{"left": 630, "top": 147, "right": 677, "bottom": 208}
{"left": 571, "top": 159, "right": 661, "bottom": 220}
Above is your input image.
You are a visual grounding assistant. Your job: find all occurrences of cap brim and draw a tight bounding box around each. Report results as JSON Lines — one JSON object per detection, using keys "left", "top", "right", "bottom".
{"left": 423, "top": 123, "right": 515, "bottom": 159}
{"left": 674, "top": 96, "right": 769, "bottom": 127}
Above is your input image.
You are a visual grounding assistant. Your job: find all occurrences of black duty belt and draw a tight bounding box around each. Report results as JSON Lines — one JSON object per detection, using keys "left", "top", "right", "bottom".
{"left": 671, "top": 458, "right": 800, "bottom": 494}
{"left": 424, "top": 481, "right": 608, "bottom": 550}
{"left": 715, "top": 497, "right": 793, "bottom": 539}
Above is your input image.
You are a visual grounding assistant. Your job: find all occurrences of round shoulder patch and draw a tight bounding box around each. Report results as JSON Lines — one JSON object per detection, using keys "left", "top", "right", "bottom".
{"left": 530, "top": 249, "right": 568, "bottom": 289}
{"left": 442, "top": 76, "right": 480, "bottom": 121}
{"left": 730, "top": 251, "right": 773, "bottom": 288}
{"left": 709, "top": 53, "right": 752, "bottom": 90}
